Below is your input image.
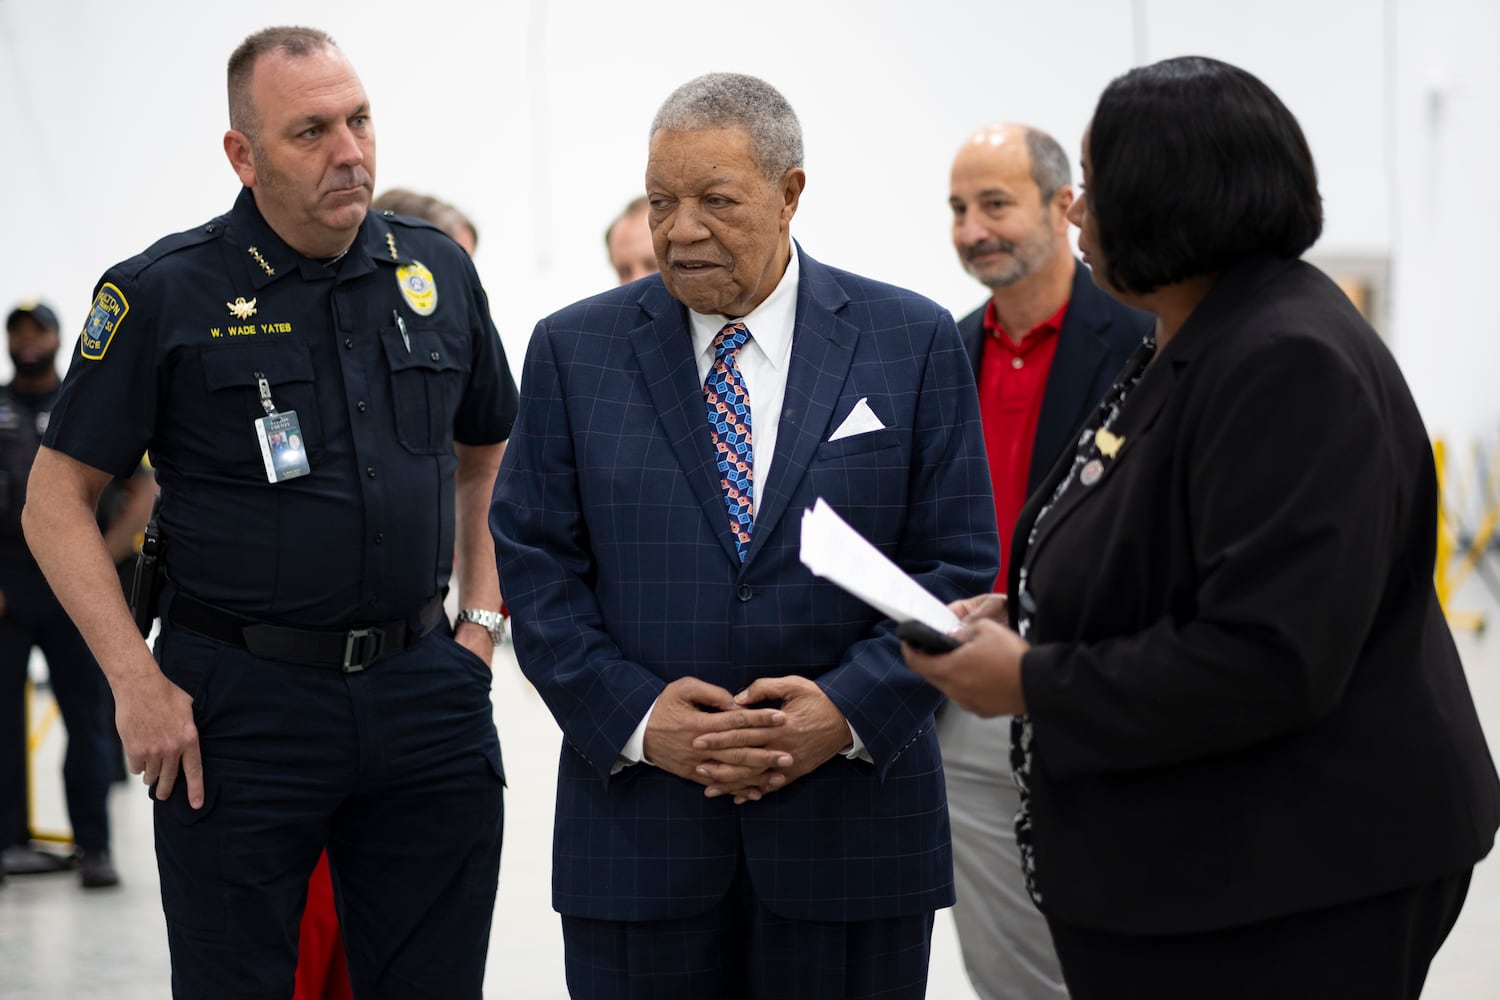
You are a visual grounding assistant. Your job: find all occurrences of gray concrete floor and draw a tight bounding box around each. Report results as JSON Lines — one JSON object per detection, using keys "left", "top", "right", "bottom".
{"left": 1, "top": 578, "right": 1497, "bottom": 999}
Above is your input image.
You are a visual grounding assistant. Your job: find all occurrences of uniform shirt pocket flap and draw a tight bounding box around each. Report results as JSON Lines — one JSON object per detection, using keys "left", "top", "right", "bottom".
{"left": 381, "top": 325, "right": 468, "bottom": 375}
{"left": 200, "top": 341, "right": 316, "bottom": 391}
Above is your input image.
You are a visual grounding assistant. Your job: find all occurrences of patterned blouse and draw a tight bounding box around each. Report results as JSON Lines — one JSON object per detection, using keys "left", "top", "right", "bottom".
{"left": 1009, "top": 336, "right": 1157, "bottom": 904}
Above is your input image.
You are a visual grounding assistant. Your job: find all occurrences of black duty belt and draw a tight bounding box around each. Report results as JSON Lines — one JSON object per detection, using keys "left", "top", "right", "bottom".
{"left": 166, "top": 591, "right": 447, "bottom": 673}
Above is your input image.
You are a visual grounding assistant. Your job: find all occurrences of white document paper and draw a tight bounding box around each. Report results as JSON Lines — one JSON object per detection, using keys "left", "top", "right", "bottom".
{"left": 799, "top": 498, "right": 961, "bottom": 633}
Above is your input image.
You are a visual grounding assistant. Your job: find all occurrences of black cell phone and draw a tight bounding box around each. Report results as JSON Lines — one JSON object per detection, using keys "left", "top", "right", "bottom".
{"left": 897, "top": 619, "right": 962, "bottom": 654}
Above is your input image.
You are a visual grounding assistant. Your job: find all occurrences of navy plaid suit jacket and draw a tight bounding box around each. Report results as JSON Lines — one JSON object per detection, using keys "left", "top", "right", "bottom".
{"left": 491, "top": 247, "right": 998, "bottom": 923}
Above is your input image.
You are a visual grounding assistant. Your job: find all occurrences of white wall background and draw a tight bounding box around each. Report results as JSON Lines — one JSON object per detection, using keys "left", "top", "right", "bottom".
{"left": 1, "top": 0, "right": 1496, "bottom": 447}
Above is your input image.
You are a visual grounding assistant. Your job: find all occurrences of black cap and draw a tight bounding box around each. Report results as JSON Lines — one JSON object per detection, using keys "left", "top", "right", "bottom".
{"left": 5, "top": 301, "right": 61, "bottom": 334}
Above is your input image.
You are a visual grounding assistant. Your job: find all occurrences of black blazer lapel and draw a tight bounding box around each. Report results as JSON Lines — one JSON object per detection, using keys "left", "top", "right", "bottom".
{"left": 1029, "top": 261, "right": 1126, "bottom": 492}
{"left": 746, "top": 252, "right": 857, "bottom": 562}
{"left": 1021, "top": 344, "right": 1177, "bottom": 578}
{"left": 630, "top": 294, "right": 744, "bottom": 565}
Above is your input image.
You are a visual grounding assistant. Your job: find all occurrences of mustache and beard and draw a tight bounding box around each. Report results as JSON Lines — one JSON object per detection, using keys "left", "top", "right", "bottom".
{"left": 10, "top": 348, "right": 56, "bottom": 380}
{"left": 962, "top": 229, "right": 1059, "bottom": 290}
{"left": 318, "top": 165, "right": 374, "bottom": 195}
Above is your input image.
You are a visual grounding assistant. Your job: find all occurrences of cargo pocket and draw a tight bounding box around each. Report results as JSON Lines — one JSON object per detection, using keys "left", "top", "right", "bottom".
{"left": 153, "top": 763, "right": 226, "bottom": 934}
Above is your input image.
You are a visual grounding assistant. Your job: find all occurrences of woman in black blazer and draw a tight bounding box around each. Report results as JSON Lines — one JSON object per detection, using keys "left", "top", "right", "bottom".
{"left": 905, "top": 56, "right": 1500, "bottom": 999}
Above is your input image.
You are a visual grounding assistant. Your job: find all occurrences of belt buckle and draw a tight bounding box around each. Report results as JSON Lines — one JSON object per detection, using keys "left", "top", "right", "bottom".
{"left": 342, "top": 627, "right": 384, "bottom": 673}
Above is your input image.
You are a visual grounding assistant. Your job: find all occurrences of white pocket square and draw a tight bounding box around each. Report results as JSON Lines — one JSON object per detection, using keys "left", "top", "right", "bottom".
{"left": 828, "top": 397, "right": 886, "bottom": 442}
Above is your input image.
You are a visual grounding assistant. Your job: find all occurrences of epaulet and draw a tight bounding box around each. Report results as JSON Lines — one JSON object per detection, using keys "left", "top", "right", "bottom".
{"left": 377, "top": 210, "right": 445, "bottom": 236}
{"left": 113, "top": 217, "right": 227, "bottom": 281}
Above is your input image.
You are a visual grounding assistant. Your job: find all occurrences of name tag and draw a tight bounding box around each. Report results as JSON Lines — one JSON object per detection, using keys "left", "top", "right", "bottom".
{"left": 254, "top": 410, "right": 311, "bottom": 482}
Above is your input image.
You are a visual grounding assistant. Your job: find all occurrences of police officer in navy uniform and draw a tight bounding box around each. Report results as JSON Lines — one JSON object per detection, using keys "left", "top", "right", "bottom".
{"left": 23, "top": 27, "right": 516, "bottom": 998}
{"left": 0, "top": 301, "right": 120, "bottom": 889}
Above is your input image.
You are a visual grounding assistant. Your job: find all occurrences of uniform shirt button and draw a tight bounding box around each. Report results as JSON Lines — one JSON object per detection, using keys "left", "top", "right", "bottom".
{"left": 374, "top": 533, "right": 384, "bottom": 544}
{"left": 737, "top": 584, "right": 752, "bottom": 602}
{"left": 1011, "top": 357, "right": 1024, "bottom": 369}
{"left": 429, "top": 351, "right": 440, "bottom": 362}
{"left": 366, "top": 466, "right": 376, "bottom": 478}
{"left": 356, "top": 401, "right": 367, "bottom": 413}
{"left": 344, "top": 338, "right": 354, "bottom": 349}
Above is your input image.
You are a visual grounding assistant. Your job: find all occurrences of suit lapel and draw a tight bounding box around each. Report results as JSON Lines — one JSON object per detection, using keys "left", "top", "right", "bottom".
{"left": 630, "top": 293, "right": 744, "bottom": 565}
{"left": 745, "top": 252, "right": 857, "bottom": 562}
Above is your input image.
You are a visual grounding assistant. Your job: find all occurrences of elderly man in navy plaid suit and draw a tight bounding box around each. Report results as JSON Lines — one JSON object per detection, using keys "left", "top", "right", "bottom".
{"left": 492, "top": 72, "right": 998, "bottom": 1000}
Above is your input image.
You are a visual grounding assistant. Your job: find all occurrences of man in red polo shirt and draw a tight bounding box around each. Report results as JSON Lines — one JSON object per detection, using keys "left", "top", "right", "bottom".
{"left": 940, "top": 123, "right": 1152, "bottom": 1000}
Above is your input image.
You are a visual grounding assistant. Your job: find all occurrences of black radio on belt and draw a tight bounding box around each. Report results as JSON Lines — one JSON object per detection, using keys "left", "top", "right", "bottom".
{"left": 129, "top": 496, "right": 167, "bottom": 638}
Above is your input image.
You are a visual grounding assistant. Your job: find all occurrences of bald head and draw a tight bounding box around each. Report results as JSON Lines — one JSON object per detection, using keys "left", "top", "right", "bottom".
{"left": 949, "top": 122, "right": 1075, "bottom": 295}
{"left": 955, "top": 124, "right": 1071, "bottom": 202}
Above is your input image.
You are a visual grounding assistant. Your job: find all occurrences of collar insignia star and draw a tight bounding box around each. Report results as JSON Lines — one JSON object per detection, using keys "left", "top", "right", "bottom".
{"left": 247, "top": 246, "right": 275, "bottom": 276}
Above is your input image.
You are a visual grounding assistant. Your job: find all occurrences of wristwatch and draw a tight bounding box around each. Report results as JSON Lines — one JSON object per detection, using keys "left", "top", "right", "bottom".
{"left": 456, "top": 608, "right": 506, "bottom": 645}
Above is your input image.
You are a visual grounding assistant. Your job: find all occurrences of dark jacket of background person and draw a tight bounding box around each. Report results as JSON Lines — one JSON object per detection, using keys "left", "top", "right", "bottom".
{"left": 1010, "top": 252, "right": 1500, "bottom": 934}
{"left": 957, "top": 259, "right": 1150, "bottom": 495}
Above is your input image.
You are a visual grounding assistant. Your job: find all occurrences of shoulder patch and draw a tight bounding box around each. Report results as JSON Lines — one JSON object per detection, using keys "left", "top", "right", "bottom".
{"left": 81, "top": 283, "right": 130, "bottom": 360}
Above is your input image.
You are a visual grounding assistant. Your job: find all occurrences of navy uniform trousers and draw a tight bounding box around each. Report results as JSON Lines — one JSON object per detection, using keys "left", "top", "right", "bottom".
{"left": 152, "top": 614, "right": 505, "bottom": 999}
{"left": 0, "top": 557, "right": 114, "bottom": 852}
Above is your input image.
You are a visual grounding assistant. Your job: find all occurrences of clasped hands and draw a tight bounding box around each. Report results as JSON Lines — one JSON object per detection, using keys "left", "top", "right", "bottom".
{"left": 643, "top": 675, "right": 851, "bottom": 805}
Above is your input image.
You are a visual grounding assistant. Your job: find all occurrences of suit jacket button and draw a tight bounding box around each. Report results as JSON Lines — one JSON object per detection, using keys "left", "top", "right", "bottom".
{"left": 737, "top": 584, "right": 752, "bottom": 602}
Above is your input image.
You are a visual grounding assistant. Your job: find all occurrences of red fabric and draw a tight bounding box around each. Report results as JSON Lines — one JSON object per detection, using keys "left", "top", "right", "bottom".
{"left": 293, "top": 851, "right": 354, "bottom": 1000}
{"left": 978, "top": 299, "right": 1068, "bottom": 586}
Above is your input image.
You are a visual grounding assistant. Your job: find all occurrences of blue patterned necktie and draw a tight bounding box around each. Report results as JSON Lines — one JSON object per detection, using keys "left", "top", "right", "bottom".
{"left": 704, "top": 322, "right": 754, "bottom": 561}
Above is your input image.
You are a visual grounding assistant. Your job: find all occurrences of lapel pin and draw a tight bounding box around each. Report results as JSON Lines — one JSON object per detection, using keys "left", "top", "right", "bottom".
{"left": 1094, "top": 428, "right": 1124, "bottom": 459}
{"left": 1080, "top": 458, "right": 1104, "bottom": 486}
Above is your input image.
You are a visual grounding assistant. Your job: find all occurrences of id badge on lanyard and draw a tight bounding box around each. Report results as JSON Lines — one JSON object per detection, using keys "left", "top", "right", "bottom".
{"left": 252, "top": 371, "right": 311, "bottom": 483}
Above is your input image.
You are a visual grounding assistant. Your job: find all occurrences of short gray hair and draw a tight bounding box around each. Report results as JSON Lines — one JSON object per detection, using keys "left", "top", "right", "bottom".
{"left": 650, "top": 73, "right": 804, "bottom": 182}
{"left": 228, "top": 26, "right": 338, "bottom": 142}
{"left": 1025, "top": 127, "right": 1072, "bottom": 203}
